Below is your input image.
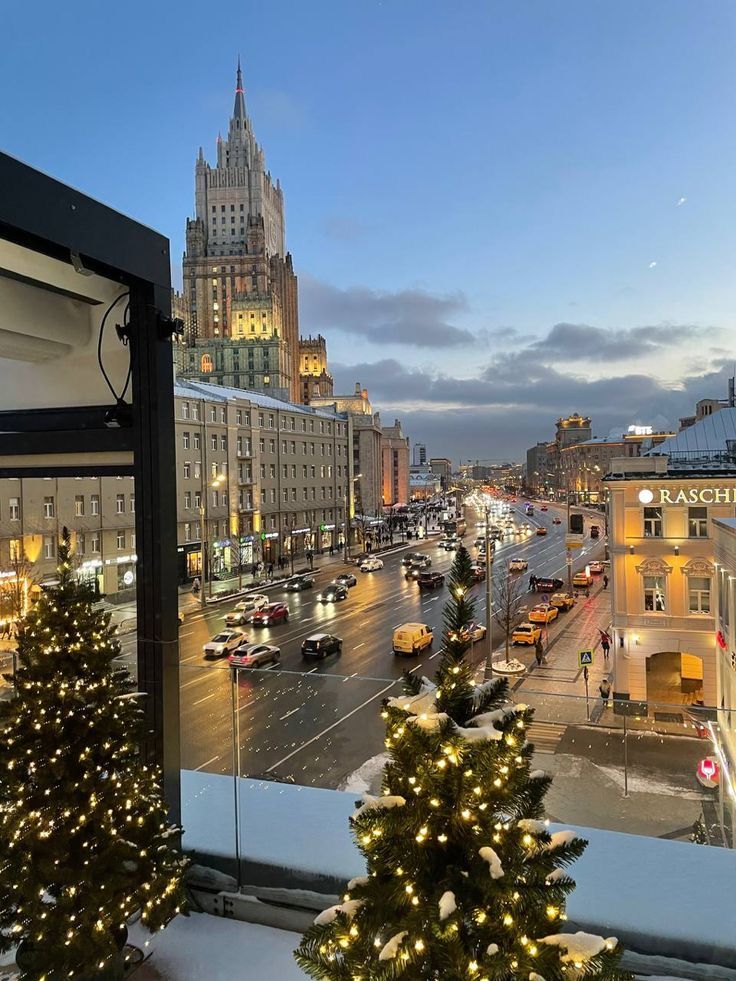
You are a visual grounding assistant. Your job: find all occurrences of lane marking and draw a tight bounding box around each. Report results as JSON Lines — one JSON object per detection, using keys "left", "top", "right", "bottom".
{"left": 195, "top": 755, "right": 221, "bottom": 771}
{"left": 279, "top": 707, "right": 301, "bottom": 721}
{"left": 192, "top": 690, "right": 219, "bottom": 707}
{"left": 265, "top": 679, "right": 397, "bottom": 772}
{"left": 353, "top": 642, "right": 365, "bottom": 650}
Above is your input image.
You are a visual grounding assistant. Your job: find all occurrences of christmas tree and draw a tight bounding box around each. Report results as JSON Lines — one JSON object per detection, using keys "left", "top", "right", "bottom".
{"left": 296, "top": 544, "right": 631, "bottom": 979}
{"left": 0, "top": 530, "right": 186, "bottom": 977}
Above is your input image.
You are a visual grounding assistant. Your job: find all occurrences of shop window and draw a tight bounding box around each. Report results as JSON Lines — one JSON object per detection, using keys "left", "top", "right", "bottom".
{"left": 643, "top": 575, "right": 666, "bottom": 612}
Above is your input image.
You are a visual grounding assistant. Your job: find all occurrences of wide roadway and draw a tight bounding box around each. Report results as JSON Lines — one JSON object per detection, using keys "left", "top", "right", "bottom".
{"left": 117, "top": 501, "right": 604, "bottom": 785}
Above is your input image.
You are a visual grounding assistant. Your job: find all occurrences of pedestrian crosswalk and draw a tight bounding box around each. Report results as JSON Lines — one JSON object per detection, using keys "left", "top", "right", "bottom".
{"left": 526, "top": 720, "right": 567, "bottom": 754}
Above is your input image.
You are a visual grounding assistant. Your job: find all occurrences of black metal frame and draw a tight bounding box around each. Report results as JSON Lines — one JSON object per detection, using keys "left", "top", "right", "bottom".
{"left": 0, "top": 152, "right": 181, "bottom": 820}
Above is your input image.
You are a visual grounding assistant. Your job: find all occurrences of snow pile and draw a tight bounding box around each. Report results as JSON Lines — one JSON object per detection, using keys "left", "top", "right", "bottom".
{"left": 438, "top": 890, "right": 456, "bottom": 921}
{"left": 378, "top": 931, "right": 408, "bottom": 961}
{"left": 351, "top": 794, "right": 406, "bottom": 821}
{"left": 518, "top": 818, "right": 547, "bottom": 834}
{"left": 544, "top": 830, "right": 580, "bottom": 851}
{"left": 479, "top": 846, "right": 505, "bottom": 879}
{"left": 529, "top": 770, "right": 547, "bottom": 780}
{"left": 313, "top": 899, "right": 362, "bottom": 926}
{"left": 540, "top": 931, "right": 617, "bottom": 964}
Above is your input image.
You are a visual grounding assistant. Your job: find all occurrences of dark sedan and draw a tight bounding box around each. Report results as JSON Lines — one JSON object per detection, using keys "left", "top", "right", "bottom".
{"left": 316, "top": 584, "right": 348, "bottom": 603}
{"left": 417, "top": 571, "right": 445, "bottom": 590}
{"left": 284, "top": 574, "right": 314, "bottom": 592}
{"left": 333, "top": 572, "right": 357, "bottom": 588}
{"left": 302, "top": 633, "right": 343, "bottom": 659}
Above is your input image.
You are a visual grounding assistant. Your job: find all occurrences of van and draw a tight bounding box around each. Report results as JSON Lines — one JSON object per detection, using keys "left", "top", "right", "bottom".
{"left": 392, "top": 622, "right": 433, "bottom": 657}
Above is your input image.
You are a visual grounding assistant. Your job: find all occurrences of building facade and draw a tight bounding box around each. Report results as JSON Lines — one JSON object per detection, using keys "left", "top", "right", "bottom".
{"left": 560, "top": 427, "right": 675, "bottom": 503}
{"left": 299, "top": 335, "right": 334, "bottom": 404}
{"left": 710, "top": 517, "right": 736, "bottom": 841}
{"left": 381, "top": 420, "right": 410, "bottom": 506}
{"left": 181, "top": 63, "right": 301, "bottom": 401}
{"left": 525, "top": 442, "right": 549, "bottom": 495}
{"left": 429, "top": 457, "right": 453, "bottom": 491}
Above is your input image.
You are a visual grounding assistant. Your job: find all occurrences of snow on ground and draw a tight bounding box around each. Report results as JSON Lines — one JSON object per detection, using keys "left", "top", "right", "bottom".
{"left": 594, "top": 763, "right": 706, "bottom": 801}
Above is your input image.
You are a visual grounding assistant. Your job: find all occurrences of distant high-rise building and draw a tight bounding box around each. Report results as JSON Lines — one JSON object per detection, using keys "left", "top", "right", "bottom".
{"left": 412, "top": 443, "right": 427, "bottom": 467}
{"left": 299, "top": 335, "right": 334, "bottom": 404}
{"left": 180, "top": 61, "right": 301, "bottom": 401}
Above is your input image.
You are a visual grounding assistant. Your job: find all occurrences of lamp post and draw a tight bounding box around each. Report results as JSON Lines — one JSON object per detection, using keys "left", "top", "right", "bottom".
{"left": 343, "top": 473, "right": 362, "bottom": 564}
{"left": 483, "top": 504, "right": 495, "bottom": 680}
{"left": 199, "top": 473, "right": 225, "bottom": 606}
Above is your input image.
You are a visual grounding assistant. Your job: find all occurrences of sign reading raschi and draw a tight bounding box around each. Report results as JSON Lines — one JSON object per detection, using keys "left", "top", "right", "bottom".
{"left": 638, "top": 487, "right": 736, "bottom": 506}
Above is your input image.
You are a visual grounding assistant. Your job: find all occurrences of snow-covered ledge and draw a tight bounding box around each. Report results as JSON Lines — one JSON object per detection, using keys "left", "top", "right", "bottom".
{"left": 181, "top": 769, "right": 736, "bottom": 970}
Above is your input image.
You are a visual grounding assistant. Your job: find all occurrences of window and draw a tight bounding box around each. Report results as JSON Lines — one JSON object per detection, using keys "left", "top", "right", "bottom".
{"left": 643, "top": 506, "right": 662, "bottom": 538}
{"left": 282, "top": 465, "right": 288, "bottom": 479}
{"left": 290, "top": 441, "right": 296, "bottom": 454}
{"left": 320, "top": 466, "right": 325, "bottom": 478}
{"left": 301, "top": 419, "right": 307, "bottom": 432}
{"left": 91, "top": 532, "right": 100, "bottom": 553}
{"left": 688, "top": 506, "right": 708, "bottom": 538}
{"left": 260, "top": 464, "right": 266, "bottom": 478}
{"left": 193, "top": 433, "right": 200, "bottom": 450}
{"left": 184, "top": 522, "right": 191, "bottom": 543}
{"left": 291, "top": 465, "right": 296, "bottom": 479}
{"left": 212, "top": 491, "right": 218, "bottom": 507}
{"left": 259, "top": 438, "right": 266, "bottom": 453}
{"left": 244, "top": 412, "right": 251, "bottom": 426}
{"left": 130, "top": 496, "right": 135, "bottom": 514}
{"left": 182, "top": 402, "right": 190, "bottom": 419}
{"left": 209, "top": 406, "right": 217, "bottom": 422}
{"left": 117, "top": 531, "right": 126, "bottom": 550}
{"left": 291, "top": 488, "right": 297, "bottom": 502}
{"left": 183, "top": 463, "right": 191, "bottom": 480}
{"left": 269, "top": 465, "right": 276, "bottom": 479}
{"left": 311, "top": 466, "right": 316, "bottom": 479}
{"left": 75, "top": 495, "right": 85, "bottom": 517}
{"left": 220, "top": 408, "right": 226, "bottom": 423}
{"left": 211, "top": 434, "right": 217, "bottom": 450}
{"left": 290, "top": 418, "right": 295, "bottom": 431}
{"left": 9, "top": 497, "right": 19, "bottom": 521}
{"left": 283, "top": 488, "right": 288, "bottom": 502}
{"left": 220, "top": 435, "right": 227, "bottom": 451}
{"left": 269, "top": 439, "right": 276, "bottom": 453}
{"left": 211, "top": 462, "right": 218, "bottom": 479}
{"left": 77, "top": 534, "right": 85, "bottom": 556}
{"left": 310, "top": 443, "right": 315, "bottom": 455}
{"left": 261, "top": 490, "right": 266, "bottom": 505}
{"left": 688, "top": 576, "right": 711, "bottom": 614}
{"left": 303, "top": 465, "right": 308, "bottom": 478}
{"left": 282, "top": 440, "right": 288, "bottom": 454}
{"left": 194, "top": 462, "right": 201, "bottom": 479}
{"left": 116, "top": 494, "right": 125, "bottom": 514}
{"left": 192, "top": 403, "right": 200, "bottom": 421}
{"left": 184, "top": 491, "right": 191, "bottom": 509}
{"left": 194, "top": 492, "right": 202, "bottom": 508}
{"left": 183, "top": 431, "right": 190, "bottom": 449}
{"left": 42, "top": 496, "right": 55, "bottom": 518}
{"left": 90, "top": 494, "right": 100, "bottom": 516}
{"left": 643, "top": 575, "right": 666, "bottom": 612}
{"left": 43, "top": 536, "right": 55, "bottom": 560}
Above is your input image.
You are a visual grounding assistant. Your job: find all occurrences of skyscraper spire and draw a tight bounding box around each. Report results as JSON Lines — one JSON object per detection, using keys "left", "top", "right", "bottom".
{"left": 233, "top": 56, "right": 246, "bottom": 120}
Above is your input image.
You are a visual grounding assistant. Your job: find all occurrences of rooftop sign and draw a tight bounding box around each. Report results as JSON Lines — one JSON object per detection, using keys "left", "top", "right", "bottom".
{"left": 638, "top": 487, "right": 736, "bottom": 505}
{"left": 628, "top": 425, "right": 653, "bottom": 436}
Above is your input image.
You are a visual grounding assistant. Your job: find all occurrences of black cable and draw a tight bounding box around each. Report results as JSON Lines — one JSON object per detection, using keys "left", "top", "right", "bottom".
{"left": 96, "top": 291, "right": 130, "bottom": 403}
{"left": 119, "top": 300, "right": 133, "bottom": 403}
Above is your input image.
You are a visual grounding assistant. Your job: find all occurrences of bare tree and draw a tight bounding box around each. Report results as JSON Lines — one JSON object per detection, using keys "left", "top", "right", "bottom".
{"left": 496, "top": 567, "right": 528, "bottom": 661}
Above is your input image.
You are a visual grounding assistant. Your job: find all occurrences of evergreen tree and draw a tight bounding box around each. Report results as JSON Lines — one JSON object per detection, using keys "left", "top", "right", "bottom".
{"left": 296, "top": 546, "right": 631, "bottom": 980}
{"left": 0, "top": 531, "right": 186, "bottom": 977}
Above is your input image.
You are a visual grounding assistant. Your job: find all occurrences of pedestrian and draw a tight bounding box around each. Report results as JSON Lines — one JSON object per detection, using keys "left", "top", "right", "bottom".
{"left": 599, "top": 677, "right": 611, "bottom": 704}
{"left": 529, "top": 574, "right": 537, "bottom": 592}
{"left": 267, "top": 562, "right": 274, "bottom": 578}
{"left": 307, "top": 550, "right": 314, "bottom": 570}
{"left": 603, "top": 574, "right": 608, "bottom": 590}
{"left": 192, "top": 576, "right": 200, "bottom": 595}
{"left": 599, "top": 629, "right": 611, "bottom": 661}
{"left": 584, "top": 586, "right": 590, "bottom": 598}
{"left": 329, "top": 543, "right": 334, "bottom": 556}
{"left": 251, "top": 562, "right": 257, "bottom": 578}
{"left": 534, "top": 637, "right": 545, "bottom": 667}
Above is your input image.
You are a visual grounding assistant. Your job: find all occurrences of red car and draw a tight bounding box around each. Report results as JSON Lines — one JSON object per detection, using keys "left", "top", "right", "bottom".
{"left": 540, "top": 505, "right": 548, "bottom": 511}
{"left": 249, "top": 602, "right": 289, "bottom": 626}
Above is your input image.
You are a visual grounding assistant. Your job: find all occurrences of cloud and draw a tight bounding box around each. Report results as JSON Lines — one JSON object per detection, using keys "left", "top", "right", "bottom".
{"left": 525, "top": 322, "right": 702, "bottom": 363}
{"left": 300, "top": 276, "right": 474, "bottom": 348}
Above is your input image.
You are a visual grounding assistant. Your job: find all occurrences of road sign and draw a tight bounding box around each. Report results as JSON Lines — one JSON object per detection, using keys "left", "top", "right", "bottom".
{"left": 696, "top": 757, "right": 720, "bottom": 788}
{"left": 578, "top": 649, "right": 593, "bottom": 667}
{"left": 566, "top": 535, "right": 584, "bottom": 550}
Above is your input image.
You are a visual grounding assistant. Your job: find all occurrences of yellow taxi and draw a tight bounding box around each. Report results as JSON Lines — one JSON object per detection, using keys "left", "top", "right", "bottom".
{"left": 573, "top": 571, "right": 593, "bottom": 588}
{"left": 512, "top": 622, "right": 542, "bottom": 645}
{"left": 536, "top": 527, "right": 548, "bottom": 536}
{"left": 528, "top": 604, "right": 559, "bottom": 625}
{"left": 549, "top": 592, "right": 575, "bottom": 611}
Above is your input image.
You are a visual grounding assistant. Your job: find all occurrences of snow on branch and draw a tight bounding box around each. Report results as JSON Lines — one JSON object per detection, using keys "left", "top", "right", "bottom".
{"left": 543, "top": 830, "right": 581, "bottom": 851}
{"left": 540, "top": 931, "right": 618, "bottom": 963}
{"left": 517, "top": 818, "right": 547, "bottom": 835}
{"left": 386, "top": 678, "right": 436, "bottom": 716}
{"left": 454, "top": 723, "right": 503, "bottom": 743}
{"left": 313, "top": 899, "right": 362, "bottom": 926}
{"left": 378, "top": 931, "right": 408, "bottom": 962}
{"left": 478, "top": 846, "right": 504, "bottom": 879}
{"left": 438, "top": 890, "right": 456, "bottom": 921}
{"left": 351, "top": 793, "right": 406, "bottom": 821}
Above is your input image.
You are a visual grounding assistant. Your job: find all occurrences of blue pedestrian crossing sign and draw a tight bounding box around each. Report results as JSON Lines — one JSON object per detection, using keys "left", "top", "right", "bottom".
{"left": 578, "top": 649, "right": 594, "bottom": 667}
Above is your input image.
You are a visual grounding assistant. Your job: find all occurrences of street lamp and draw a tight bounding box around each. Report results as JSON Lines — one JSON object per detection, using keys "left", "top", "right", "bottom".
{"left": 343, "top": 473, "right": 362, "bottom": 564}
{"left": 483, "top": 505, "right": 495, "bottom": 680}
{"left": 200, "top": 473, "right": 225, "bottom": 607}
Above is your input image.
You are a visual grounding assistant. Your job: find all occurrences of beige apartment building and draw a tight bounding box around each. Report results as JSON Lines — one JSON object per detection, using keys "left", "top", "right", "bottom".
{"left": 561, "top": 426, "right": 675, "bottom": 503}
{"left": 0, "top": 381, "right": 351, "bottom": 606}
{"left": 605, "top": 409, "right": 736, "bottom": 706}
{"left": 381, "top": 419, "right": 410, "bottom": 506}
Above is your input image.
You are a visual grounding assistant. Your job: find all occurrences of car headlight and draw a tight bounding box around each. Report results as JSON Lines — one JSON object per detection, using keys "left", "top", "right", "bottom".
{"left": 316, "top": 593, "right": 323, "bottom": 600}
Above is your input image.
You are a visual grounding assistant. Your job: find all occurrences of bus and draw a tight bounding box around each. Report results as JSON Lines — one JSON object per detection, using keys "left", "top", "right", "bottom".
{"left": 524, "top": 503, "right": 534, "bottom": 516}
{"left": 443, "top": 517, "right": 467, "bottom": 538}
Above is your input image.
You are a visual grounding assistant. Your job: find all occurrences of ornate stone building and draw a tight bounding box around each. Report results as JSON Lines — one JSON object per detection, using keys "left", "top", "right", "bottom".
{"left": 180, "top": 61, "right": 301, "bottom": 401}
{"left": 299, "top": 335, "right": 334, "bottom": 403}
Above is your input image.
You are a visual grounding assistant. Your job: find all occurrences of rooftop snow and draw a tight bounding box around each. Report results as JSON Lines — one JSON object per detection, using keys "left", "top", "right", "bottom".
{"left": 174, "top": 379, "right": 348, "bottom": 422}
{"left": 645, "top": 407, "right": 736, "bottom": 456}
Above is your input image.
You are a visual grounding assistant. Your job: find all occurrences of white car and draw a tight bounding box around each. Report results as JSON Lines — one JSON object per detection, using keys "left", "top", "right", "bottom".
{"left": 589, "top": 561, "right": 604, "bottom": 574}
{"left": 203, "top": 629, "right": 247, "bottom": 660}
{"left": 229, "top": 643, "right": 281, "bottom": 669}
{"left": 509, "top": 558, "right": 528, "bottom": 573}
{"left": 225, "top": 594, "right": 268, "bottom": 625}
{"left": 360, "top": 557, "right": 384, "bottom": 572}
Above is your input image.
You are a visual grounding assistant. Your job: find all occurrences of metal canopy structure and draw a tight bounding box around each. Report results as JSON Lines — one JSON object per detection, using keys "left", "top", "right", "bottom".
{"left": 0, "top": 151, "right": 181, "bottom": 819}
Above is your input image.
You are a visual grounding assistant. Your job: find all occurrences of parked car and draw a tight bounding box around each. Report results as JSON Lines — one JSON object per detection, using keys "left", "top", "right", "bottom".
{"left": 588, "top": 561, "right": 604, "bottom": 574}
{"left": 360, "top": 557, "right": 384, "bottom": 572}
{"left": 470, "top": 564, "right": 486, "bottom": 582}
{"left": 284, "top": 574, "right": 314, "bottom": 592}
{"left": 573, "top": 571, "right": 593, "bottom": 588}
{"left": 229, "top": 643, "right": 281, "bottom": 669}
{"left": 512, "top": 622, "right": 542, "bottom": 645}
{"left": 509, "top": 558, "right": 528, "bottom": 573}
{"left": 534, "top": 577, "right": 564, "bottom": 592}
{"left": 249, "top": 602, "right": 289, "bottom": 626}
{"left": 392, "top": 622, "right": 433, "bottom": 656}
{"left": 529, "top": 604, "right": 559, "bottom": 625}
{"left": 301, "top": 633, "right": 342, "bottom": 659}
{"left": 317, "top": 583, "right": 348, "bottom": 603}
{"left": 549, "top": 592, "right": 575, "bottom": 611}
{"left": 203, "top": 629, "right": 247, "bottom": 660}
{"left": 536, "top": 527, "right": 548, "bottom": 536}
{"left": 417, "top": 571, "right": 445, "bottom": 590}
{"left": 333, "top": 572, "right": 357, "bottom": 588}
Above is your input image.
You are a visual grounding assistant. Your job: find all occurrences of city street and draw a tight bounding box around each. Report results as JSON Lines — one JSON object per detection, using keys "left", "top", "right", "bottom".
{"left": 114, "top": 501, "right": 608, "bottom": 784}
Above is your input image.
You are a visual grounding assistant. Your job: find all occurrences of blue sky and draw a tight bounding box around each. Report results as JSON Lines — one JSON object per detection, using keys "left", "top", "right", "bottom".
{"left": 2, "top": 0, "right": 735, "bottom": 461}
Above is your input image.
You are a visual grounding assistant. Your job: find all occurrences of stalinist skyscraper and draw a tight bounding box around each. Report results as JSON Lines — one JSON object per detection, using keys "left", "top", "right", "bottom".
{"left": 179, "top": 60, "right": 301, "bottom": 402}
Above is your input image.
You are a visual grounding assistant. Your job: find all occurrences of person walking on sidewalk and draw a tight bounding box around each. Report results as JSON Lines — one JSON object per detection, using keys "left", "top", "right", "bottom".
{"left": 603, "top": 574, "right": 608, "bottom": 589}
{"left": 529, "top": 574, "right": 537, "bottom": 592}
{"left": 599, "top": 677, "right": 611, "bottom": 705}
{"left": 534, "top": 637, "right": 545, "bottom": 667}
{"left": 599, "top": 629, "right": 611, "bottom": 661}
{"left": 192, "top": 577, "right": 200, "bottom": 596}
